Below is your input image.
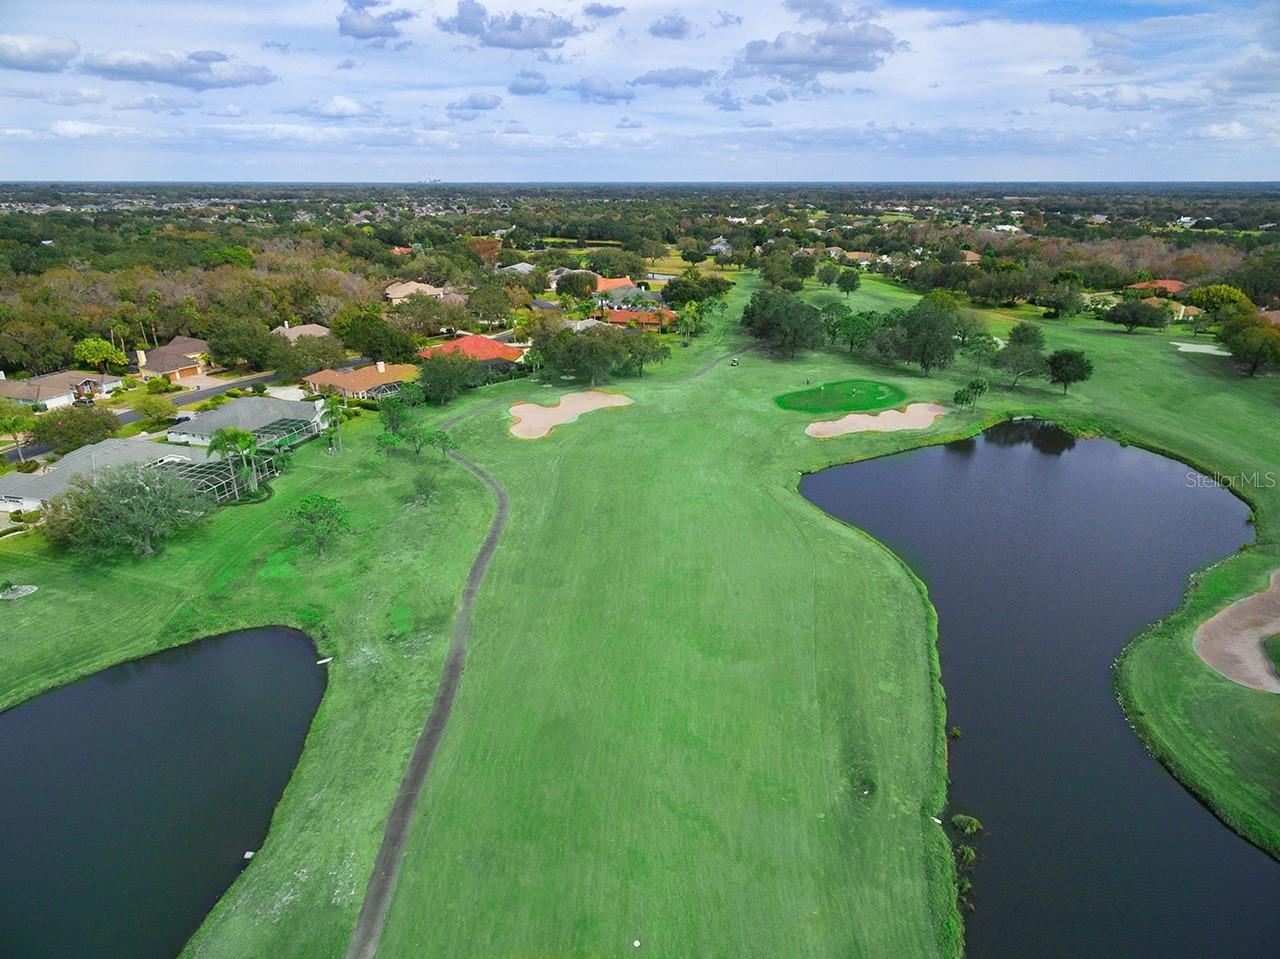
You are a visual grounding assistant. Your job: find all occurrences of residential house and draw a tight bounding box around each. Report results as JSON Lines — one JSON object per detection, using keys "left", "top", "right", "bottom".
{"left": 384, "top": 280, "right": 447, "bottom": 305}
{"left": 499, "top": 261, "right": 536, "bottom": 275}
{"left": 1260, "top": 309, "right": 1280, "bottom": 327}
{"left": 0, "top": 369, "right": 122, "bottom": 409}
{"left": 1127, "top": 279, "right": 1189, "bottom": 296}
{"left": 136, "top": 336, "right": 209, "bottom": 382}
{"left": 303, "top": 360, "right": 419, "bottom": 400}
{"left": 604, "top": 287, "right": 663, "bottom": 307}
{"left": 707, "top": 236, "right": 732, "bottom": 255}
{"left": 961, "top": 250, "right": 983, "bottom": 265}
{"left": 420, "top": 334, "right": 524, "bottom": 369}
{"left": 271, "top": 321, "right": 332, "bottom": 344}
{"left": 595, "top": 275, "right": 636, "bottom": 294}
{"left": 845, "top": 251, "right": 876, "bottom": 266}
{"left": 601, "top": 308, "right": 675, "bottom": 329}
{"left": 546, "top": 266, "right": 578, "bottom": 288}
{"left": 566, "top": 317, "right": 603, "bottom": 332}
{"left": 0, "top": 438, "right": 210, "bottom": 514}
{"left": 530, "top": 298, "right": 562, "bottom": 312}
{"left": 167, "top": 397, "right": 326, "bottom": 448}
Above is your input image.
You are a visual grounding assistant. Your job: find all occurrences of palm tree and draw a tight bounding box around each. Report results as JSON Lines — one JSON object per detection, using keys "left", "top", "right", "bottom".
{"left": 208, "top": 426, "right": 260, "bottom": 498}
{"left": 322, "top": 394, "right": 344, "bottom": 454}
{"left": 0, "top": 410, "right": 34, "bottom": 464}
{"left": 676, "top": 302, "right": 702, "bottom": 343}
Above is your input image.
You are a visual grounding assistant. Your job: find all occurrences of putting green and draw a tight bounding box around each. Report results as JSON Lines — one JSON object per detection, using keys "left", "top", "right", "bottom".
{"left": 776, "top": 379, "right": 909, "bottom": 415}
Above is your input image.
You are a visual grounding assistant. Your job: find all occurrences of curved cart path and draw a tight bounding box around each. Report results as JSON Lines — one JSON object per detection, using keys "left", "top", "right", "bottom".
{"left": 344, "top": 446, "right": 509, "bottom": 959}
{"left": 344, "top": 341, "right": 749, "bottom": 958}
{"left": 1194, "top": 568, "right": 1280, "bottom": 694}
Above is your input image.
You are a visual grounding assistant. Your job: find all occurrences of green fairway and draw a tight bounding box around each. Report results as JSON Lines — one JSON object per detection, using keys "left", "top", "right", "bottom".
{"left": 776, "top": 378, "right": 909, "bottom": 414}
{"left": 1, "top": 270, "right": 1278, "bottom": 959}
{"left": 808, "top": 273, "right": 921, "bottom": 313}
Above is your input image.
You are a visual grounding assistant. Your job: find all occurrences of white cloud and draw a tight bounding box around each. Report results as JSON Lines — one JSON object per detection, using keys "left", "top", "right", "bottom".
{"left": 286, "top": 94, "right": 382, "bottom": 119}
{"left": 81, "top": 49, "right": 276, "bottom": 89}
{"left": 117, "top": 93, "right": 201, "bottom": 114}
{"left": 649, "top": 15, "right": 692, "bottom": 40}
{"left": 438, "top": 1, "right": 582, "bottom": 50}
{"left": 447, "top": 91, "right": 502, "bottom": 120}
{"left": 733, "top": 21, "right": 903, "bottom": 82}
{"left": 631, "top": 68, "right": 715, "bottom": 88}
{"left": 337, "top": 0, "right": 415, "bottom": 41}
{"left": 0, "top": 34, "right": 80, "bottom": 73}
{"left": 508, "top": 69, "right": 549, "bottom": 95}
{"left": 566, "top": 75, "right": 634, "bottom": 103}
{"left": 2, "top": 85, "right": 102, "bottom": 106}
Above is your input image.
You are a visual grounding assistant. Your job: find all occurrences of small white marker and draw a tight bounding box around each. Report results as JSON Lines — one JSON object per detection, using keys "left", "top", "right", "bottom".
{"left": 317, "top": 657, "right": 333, "bottom": 665}
{"left": 633, "top": 940, "right": 640, "bottom": 949}
{"left": 244, "top": 851, "right": 255, "bottom": 860}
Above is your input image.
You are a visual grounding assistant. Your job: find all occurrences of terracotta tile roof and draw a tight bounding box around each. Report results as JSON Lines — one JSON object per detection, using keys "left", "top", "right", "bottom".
{"left": 1127, "top": 279, "right": 1189, "bottom": 295}
{"left": 596, "top": 275, "right": 637, "bottom": 293}
{"left": 303, "top": 362, "right": 419, "bottom": 393}
{"left": 601, "top": 308, "right": 675, "bottom": 327}
{"left": 419, "top": 334, "right": 522, "bottom": 363}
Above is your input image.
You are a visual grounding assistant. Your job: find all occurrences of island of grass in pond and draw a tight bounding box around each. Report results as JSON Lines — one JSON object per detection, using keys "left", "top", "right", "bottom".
{"left": 775, "top": 378, "right": 908, "bottom": 414}
{"left": 1265, "top": 635, "right": 1280, "bottom": 678}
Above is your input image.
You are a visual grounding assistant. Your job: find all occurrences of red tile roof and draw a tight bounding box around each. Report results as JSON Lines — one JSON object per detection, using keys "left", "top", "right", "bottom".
{"left": 419, "top": 334, "right": 523, "bottom": 363}
{"left": 601, "top": 308, "right": 675, "bottom": 327}
{"left": 596, "top": 275, "right": 637, "bottom": 293}
{"left": 1127, "top": 279, "right": 1189, "bottom": 295}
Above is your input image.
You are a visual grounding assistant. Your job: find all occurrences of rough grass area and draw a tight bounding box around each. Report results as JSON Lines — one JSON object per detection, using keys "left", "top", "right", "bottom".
{"left": 776, "top": 378, "right": 909, "bottom": 414}
{"left": 1265, "top": 635, "right": 1280, "bottom": 678}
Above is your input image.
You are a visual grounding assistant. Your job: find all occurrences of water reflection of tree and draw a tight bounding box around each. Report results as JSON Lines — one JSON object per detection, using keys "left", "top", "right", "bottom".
{"left": 945, "top": 437, "right": 977, "bottom": 456}
{"left": 983, "top": 420, "right": 1076, "bottom": 455}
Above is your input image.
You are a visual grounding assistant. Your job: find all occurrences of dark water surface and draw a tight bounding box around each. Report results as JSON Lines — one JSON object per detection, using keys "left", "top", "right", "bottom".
{"left": 800, "top": 421, "right": 1279, "bottom": 959}
{"left": 0, "top": 627, "right": 325, "bottom": 959}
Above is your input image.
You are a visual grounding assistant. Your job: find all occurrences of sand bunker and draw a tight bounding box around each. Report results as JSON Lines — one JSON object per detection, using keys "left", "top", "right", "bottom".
{"left": 509, "top": 390, "right": 633, "bottom": 439}
{"left": 806, "top": 403, "right": 948, "bottom": 439}
{"left": 1173, "top": 341, "right": 1231, "bottom": 356}
{"left": 1194, "top": 569, "right": 1280, "bottom": 693}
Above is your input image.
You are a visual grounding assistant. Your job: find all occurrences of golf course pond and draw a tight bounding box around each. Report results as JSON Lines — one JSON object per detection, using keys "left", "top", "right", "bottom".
{"left": 801, "top": 420, "right": 1280, "bottom": 958}
{"left": 0, "top": 626, "right": 326, "bottom": 959}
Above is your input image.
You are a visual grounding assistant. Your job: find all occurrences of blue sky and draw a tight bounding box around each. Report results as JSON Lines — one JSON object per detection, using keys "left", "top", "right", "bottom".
{"left": 0, "top": 0, "right": 1276, "bottom": 181}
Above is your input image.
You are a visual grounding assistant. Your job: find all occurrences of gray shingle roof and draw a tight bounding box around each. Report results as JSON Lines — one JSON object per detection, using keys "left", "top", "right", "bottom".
{"left": 169, "top": 397, "right": 322, "bottom": 439}
{"left": 0, "top": 439, "right": 208, "bottom": 506}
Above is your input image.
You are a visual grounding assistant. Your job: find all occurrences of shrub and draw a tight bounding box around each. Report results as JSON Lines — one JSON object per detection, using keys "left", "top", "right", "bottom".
{"left": 145, "top": 377, "right": 172, "bottom": 394}
{"left": 950, "top": 814, "right": 983, "bottom": 836}
{"left": 225, "top": 388, "right": 244, "bottom": 398}
{"left": 955, "top": 844, "right": 977, "bottom": 867}
{"left": 250, "top": 382, "right": 267, "bottom": 395}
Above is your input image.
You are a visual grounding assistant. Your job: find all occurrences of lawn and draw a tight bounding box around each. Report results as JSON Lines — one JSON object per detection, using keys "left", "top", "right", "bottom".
{"left": 807, "top": 272, "right": 923, "bottom": 313}
{"left": 1, "top": 269, "right": 1278, "bottom": 959}
{"left": 776, "top": 378, "right": 909, "bottom": 414}
{"left": 1266, "top": 635, "right": 1280, "bottom": 679}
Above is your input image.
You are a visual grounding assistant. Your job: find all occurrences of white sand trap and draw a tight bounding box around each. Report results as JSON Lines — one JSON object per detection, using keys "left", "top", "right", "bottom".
{"left": 1194, "top": 569, "right": 1280, "bottom": 693}
{"left": 509, "top": 390, "right": 633, "bottom": 439}
{"left": 1172, "top": 341, "right": 1231, "bottom": 356}
{"left": 806, "top": 402, "right": 948, "bottom": 439}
